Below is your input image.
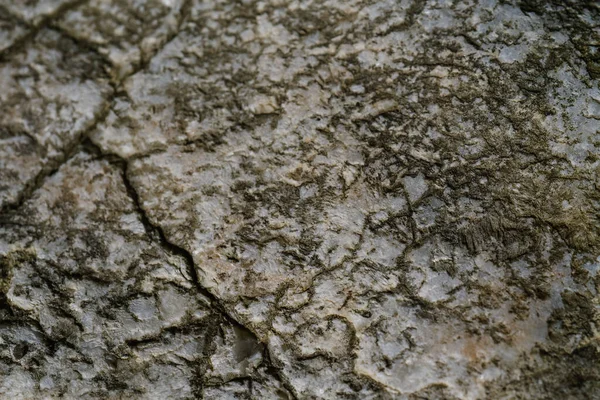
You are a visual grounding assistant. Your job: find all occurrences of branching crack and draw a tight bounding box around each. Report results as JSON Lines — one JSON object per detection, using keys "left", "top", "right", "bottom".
{"left": 1, "top": 8, "right": 300, "bottom": 394}
{"left": 82, "top": 139, "right": 299, "bottom": 400}
{"left": 2, "top": 0, "right": 191, "bottom": 217}
{"left": 0, "top": 0, "right": 88, "bottom": 59}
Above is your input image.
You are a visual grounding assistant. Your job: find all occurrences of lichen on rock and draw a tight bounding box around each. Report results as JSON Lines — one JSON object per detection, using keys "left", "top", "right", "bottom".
{"left": 1, "top": 0, "right": 599, "bottom": 399}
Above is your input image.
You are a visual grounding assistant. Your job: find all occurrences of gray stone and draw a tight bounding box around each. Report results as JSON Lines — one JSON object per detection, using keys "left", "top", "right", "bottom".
{"left": 0, "top": 10, "right": 29, "bottom": 54}
{"left": 56, "top": 0, "right": 187, "bottom": 79}
{"left": 1, "top": 0, "right": 599, "bottom": 399}
{"left": 0, "top": 29, "right": 112, "bottom": 211}
{"left": 0, "top": 0, "right": 78, "bottom": 26}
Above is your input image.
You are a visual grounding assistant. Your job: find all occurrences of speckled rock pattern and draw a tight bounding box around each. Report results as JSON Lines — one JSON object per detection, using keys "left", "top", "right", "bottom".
{"left": 1, "top": 1, "right": 599, "bottom": 399}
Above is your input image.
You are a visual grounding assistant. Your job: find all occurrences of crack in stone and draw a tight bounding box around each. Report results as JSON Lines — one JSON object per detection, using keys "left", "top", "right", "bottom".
{"left": 82, "top": 138, "right": 299, "bottom": 400}
{"left": 46, "top": 0, "right": 193, "bottom": 84}
{"left": 1, "top": 0, "right": 192, "bottom": 217}
{"left": 3, "top": 1, "right": 599, "bottom": 397}
{"left": 0, "top": 0, "right": 88, "bottom": 58}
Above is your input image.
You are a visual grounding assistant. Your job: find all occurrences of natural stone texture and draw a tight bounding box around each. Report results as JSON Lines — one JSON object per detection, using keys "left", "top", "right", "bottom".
{"left": 203, "top": 322, "right": 291, "bottom": 399}
{"left": 56, "top": 0, "right": 187, "bottom": 79}
{"left": 0, "top": 10, "right": 29, "bottom": 54}
{"left": 1, "top": 0, "right": 599, "bottom": 399}
{"left": 0, "top": 0, "right": 78, "bottom": 26}
{"left": 0, "top": 29, "right": 112, "bottom": 211}
{"left": 0, "top": 148, "right": 288, "bottom": 398}
{"left": 0, "top": 150, "right": 210, "bottom": 398}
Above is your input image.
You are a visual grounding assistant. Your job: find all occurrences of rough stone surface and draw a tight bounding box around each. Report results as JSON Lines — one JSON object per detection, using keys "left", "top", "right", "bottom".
{"left": 0, "top": 0, "right": 78, "bottom": 26}
{"left": 0, "top": 29, "right": 112, "bottom": 211}
{"left": 0, "top": 10, "right": 29, "bottom": 54}
{"left": 56, "top": 0, "right": 187, "bottom": 79}
{"left": 1, "top": 1, "right": 599, "bottom": 399}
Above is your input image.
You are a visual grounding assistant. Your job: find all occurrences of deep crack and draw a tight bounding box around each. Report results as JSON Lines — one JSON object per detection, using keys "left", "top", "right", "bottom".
{"left": 82, "top": 138, "right": 299, "bottom": 400}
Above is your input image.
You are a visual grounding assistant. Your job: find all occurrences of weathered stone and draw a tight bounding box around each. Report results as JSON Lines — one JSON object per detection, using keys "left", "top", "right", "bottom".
{"left": 1, "top": 0, "right": 599, "bottom": 399}
{"left": 0, "top": 0, "right": 78, "bottom": 26}
{"left": 0, "top": 148, "right": 288, "bottom": 398}
{"left": 0, "top": 29, "right": 112, "bottom": 210}
{"left": 0, "top": 150, "right": 209, "bottom": 398}
{"left": 57, "top": 0, "right": 187, "bottom": 79}
{"left": 0, "top": 10, "right": 29, "bottom": 54}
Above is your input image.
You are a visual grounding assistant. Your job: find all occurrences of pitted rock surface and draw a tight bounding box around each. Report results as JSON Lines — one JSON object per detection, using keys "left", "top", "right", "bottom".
{"left": 1, "top": 1, "right": 599, "bottom": 399}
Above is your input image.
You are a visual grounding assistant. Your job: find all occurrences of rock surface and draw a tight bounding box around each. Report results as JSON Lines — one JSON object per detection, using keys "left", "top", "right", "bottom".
{"left": 1, "top": 1, "right": 599, "bottom": 399}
